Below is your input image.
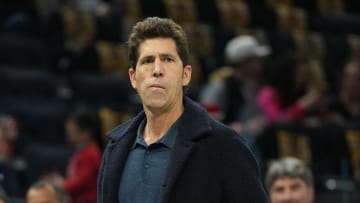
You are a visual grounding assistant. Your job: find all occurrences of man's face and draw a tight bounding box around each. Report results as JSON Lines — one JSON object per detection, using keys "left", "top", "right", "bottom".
{"left": 270, "top": 177, "right": 314, "bottom": 203}
{"left": 129, "top": 38, "right": 191, "bottom": 113}
{"left": 26, "top": 187, "right": 60, "bottom": 203}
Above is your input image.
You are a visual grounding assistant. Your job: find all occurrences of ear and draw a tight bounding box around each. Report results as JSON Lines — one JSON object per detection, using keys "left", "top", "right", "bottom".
{"left": 129, "top": 68, "right": 137, "bottom": 89}
{"left": 182, "top": 65, "right": 192, "bottom": 86}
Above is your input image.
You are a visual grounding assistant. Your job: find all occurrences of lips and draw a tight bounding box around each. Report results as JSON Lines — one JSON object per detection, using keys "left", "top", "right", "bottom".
{"left": 149, "top": 84, "right": 165, "bottom": 89}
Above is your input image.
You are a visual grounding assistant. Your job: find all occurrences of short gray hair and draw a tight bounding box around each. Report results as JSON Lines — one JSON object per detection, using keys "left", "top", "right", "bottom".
{"left": 265, "top": 157, "right": 313, "bottom": 190}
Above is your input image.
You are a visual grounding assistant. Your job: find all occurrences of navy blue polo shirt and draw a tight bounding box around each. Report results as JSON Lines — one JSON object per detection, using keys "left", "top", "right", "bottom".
{"left": 118, "top": 118, "right": 178, "bottom": 203}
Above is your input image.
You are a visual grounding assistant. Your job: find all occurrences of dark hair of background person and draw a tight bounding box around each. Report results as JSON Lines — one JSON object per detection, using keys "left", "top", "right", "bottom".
{"left": 127, "top": 17, "right": 189, "bottom": 69}
{"left": 264, "top": 53, "right": 308, "bottom": 107}
{"left": 67, "top": 110, "right": 104, "bottom": 152}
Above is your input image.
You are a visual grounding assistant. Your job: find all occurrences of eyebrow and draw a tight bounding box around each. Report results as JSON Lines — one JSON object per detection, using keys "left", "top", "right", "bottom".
{"left": 139, "top": 53, "right": 176, "bottom": 60}
{"left": 159, "top": 53, "right": 175, "bottom": 58}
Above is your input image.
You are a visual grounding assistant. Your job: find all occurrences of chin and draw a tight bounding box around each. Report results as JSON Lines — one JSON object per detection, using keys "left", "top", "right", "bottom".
{"left": 144, "top": 98, "right": 167, "bottom": 109}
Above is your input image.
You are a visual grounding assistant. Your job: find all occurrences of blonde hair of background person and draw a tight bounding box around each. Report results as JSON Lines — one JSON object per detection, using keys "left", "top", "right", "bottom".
{"left": 26, "top": 180, "right": 68, "bottom": 203}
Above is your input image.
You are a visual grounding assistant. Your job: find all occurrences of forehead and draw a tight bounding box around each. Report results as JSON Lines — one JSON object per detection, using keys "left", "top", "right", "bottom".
{"left": 27, "top": 187, "right": 58, "bottom": 202}
{"left": 138, "top": 38, "right": 179, "bottom": 58}
{"left": 272, "top": 177, "right": 307, "bottom": 188}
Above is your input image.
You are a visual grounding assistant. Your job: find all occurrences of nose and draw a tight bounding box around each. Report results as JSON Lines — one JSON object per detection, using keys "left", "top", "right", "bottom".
{"left": 280, "top": 189, "right": 293, "bottom": 203}
{"left": 153, "top": 57, "right": 163, "bottom": 77}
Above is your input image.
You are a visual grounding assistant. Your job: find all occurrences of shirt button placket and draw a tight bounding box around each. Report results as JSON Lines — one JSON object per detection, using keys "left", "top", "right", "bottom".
{"left": 143, "top": 149, "right": 150, "bottom": 183}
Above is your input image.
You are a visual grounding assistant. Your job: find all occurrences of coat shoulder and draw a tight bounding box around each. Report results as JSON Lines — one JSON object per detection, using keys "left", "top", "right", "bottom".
{"left": 207, "top": 117, "right": 249, "bottom": 147}
{"left": 106, "top": 111, "right": 145, "bottom": 141}
{"left": 106, "top": 120, "right": 132, "bottom": 139}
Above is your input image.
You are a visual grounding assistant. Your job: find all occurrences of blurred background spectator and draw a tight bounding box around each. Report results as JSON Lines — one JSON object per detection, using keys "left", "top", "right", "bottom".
{"left": 257, "top": 53, "right": 324, "bottom": 123}
{"left": 265, "top": 157, "right": 314, "bottom": 203}
{"left": 199, "top": 35, "right": 270, "bottom": 158}
{"left": 45, "top": 110, "right": 102, "bottom": 203}
{"left": 26, "top": 180, "right": 69, "bottom": 203}
{"left": 0, "top": 114, "right": 20, "bottom": 161}
{"left": 1, "top": 0, "right": 360, "bottom": 202}
{"left": 200, "top": 35, "right": 269, "bottom": 130}
{"left": 328, "top": 59, "right": 360, "bottom": 125}
{"left": 0, "top": 114, "right": 23, "bottom": 197}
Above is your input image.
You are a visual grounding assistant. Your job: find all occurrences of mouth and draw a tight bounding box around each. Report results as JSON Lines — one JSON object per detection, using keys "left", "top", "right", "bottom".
{"left": 149, "top": 84, "right": 165, "bottom": 89}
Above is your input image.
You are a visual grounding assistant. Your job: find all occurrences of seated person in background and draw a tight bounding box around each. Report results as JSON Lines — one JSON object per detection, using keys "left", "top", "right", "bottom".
{"left": 27, "top": 180, "right": 68, "bottom": 203}
{"left": 199, "top": 35, "right": 270, "bottom": 135}
{"left": 328, "top": 59, "right": 360, "bottom": 124}
{"left": 265, "top": 157, "right": 314, "bottom": 203}
{"left": 45, "top": 110, "right": 102, "bottom": 203}
{"left": 257, "top": 53, "right": 323, "bottom": 123}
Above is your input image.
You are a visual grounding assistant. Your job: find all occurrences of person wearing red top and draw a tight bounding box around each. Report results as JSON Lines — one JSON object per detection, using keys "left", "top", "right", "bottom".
{"left": 257, "top": 53, "right": 322, "bottom": 123}
{"left": 46, "top": 110, "right": 103, "bottom": 203}
{"left": 64, "top": 143, "right": 101, "bottom": 203}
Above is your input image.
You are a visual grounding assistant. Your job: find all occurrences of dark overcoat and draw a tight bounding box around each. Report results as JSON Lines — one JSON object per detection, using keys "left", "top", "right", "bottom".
{"left": 98, "top": 97, "right": 269, "bottom": 203}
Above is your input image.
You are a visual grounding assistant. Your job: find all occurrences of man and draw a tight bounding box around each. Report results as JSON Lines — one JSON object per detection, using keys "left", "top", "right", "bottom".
{"left": 265, "top": 157, "right": 314, "bottom": 203}
{"left": 97, "top": 17, "right": 268, "bottom": 203}
{"left": 26, "top": 180, "right": 68, "bottom": 203}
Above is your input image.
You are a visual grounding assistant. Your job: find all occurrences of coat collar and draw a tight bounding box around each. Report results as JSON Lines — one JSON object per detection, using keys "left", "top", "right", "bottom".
{"left": 108, "top": 96, "right": 212, "bottom": 142}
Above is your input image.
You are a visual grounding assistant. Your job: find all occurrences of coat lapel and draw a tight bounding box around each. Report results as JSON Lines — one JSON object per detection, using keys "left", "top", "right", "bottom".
{"left": 160, "top": 97, "right": 212, "bottom": 203}
{"left": 160, "top": 136, "right": 196, "bottom": 203}
{"left": 101, "top": 112, "right": 145, "bottom": 203}
{"left": 102, "top": 131, "right": 136, "bottom": 203}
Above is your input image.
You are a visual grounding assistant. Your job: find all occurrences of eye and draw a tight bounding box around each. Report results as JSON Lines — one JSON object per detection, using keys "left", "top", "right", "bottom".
{"left": 274, "top": 187, "right": 284, "bottom": 193}
{"left": 165, "top": 57, "right": 174, "bottom": 62}
{"left": 290, "top": 183, "right": 301, "bottom": 191}
{"left": 141, "top": 57, "right": 153, "bottom": 65}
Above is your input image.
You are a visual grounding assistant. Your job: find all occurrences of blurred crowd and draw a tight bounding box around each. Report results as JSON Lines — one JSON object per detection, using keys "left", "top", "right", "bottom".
{"left": 1, "top": 0, "right": 360, "bottom": 202}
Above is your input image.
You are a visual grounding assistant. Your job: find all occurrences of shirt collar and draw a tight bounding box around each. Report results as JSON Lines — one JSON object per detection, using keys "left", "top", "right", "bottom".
{"left": 132, "top": 118, "right": 179, "bottom": 149}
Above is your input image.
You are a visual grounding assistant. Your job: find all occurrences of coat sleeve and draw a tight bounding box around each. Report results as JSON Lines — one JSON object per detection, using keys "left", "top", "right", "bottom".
{"left": 219, "top": 134, "right": 269, "bottom": 203}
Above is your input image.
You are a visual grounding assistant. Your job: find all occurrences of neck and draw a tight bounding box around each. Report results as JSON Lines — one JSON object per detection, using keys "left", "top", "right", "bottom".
{"left": 76, "top": 138, "right": 95, "bottom": 148}
{"left": 143, "top": 102, "right": 184, "bottom": 145}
